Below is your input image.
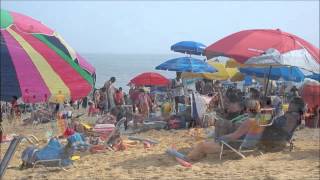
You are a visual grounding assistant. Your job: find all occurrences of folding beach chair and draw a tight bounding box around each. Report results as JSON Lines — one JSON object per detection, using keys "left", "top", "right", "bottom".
{"left": 219, "top": 108, "right": 275, "bottom": 160}
{"left": 0, "top": 135, "right": 39, "bottom": 178}
{"left": 20, "top": 137, "right": 74, "bottom": 171}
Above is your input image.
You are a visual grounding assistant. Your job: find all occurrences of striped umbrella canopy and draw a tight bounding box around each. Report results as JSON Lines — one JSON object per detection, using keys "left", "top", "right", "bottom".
{"left": 0, "top": 9, "right": 94, "bottom": 102}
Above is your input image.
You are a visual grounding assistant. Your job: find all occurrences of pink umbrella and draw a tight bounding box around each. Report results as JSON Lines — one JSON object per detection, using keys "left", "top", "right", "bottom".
{"left": 1, "top": 9, "right": 94, "bottom": 102}
{"left": 75, "top": 53, "right": 96, "bottom": 75}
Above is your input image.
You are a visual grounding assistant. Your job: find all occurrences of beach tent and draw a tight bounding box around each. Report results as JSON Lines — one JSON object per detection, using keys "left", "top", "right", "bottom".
{"left": 0, "top": 9, "right": 94, "bottom": 102}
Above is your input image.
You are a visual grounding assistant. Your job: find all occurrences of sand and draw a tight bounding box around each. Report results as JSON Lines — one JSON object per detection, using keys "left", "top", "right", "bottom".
{"left": 1, "top": 115, "right": 319, "bottom": 180}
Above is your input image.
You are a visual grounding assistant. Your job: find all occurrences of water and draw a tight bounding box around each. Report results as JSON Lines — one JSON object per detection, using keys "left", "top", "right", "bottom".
{"left": 82, "top": 53, "right": 181, "bottom": 92}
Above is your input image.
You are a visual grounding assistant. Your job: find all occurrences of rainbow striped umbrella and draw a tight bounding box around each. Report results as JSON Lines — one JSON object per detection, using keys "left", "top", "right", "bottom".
{"left": 0, "top": 9, "right": 94, "bottom": 102}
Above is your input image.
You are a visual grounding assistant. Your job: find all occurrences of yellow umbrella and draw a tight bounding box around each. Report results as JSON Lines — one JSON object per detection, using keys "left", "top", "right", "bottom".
{"left": 225, "top": 59, "right": 245, "bottom": 68}
{"left": 182, "top": 60, "right": 244, "bottom": 81}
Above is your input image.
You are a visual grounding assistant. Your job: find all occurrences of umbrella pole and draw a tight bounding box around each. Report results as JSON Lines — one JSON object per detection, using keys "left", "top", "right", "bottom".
{"left": 0, "top": 107, "right": 3, "bottom": 160}
{"left": 264, "top": 65, "right": 272, "bottom": 97}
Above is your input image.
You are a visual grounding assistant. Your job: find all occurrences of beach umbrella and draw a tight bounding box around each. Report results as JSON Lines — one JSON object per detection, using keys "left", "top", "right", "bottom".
{"left": 205, "top": 29, "right": 320, "bottom": 73}
{"left": 171, "top": 41, "right": 206, "bottom": 55}
{"left": 244, "top": 76, "right": 253, "bottom": 86}
{"left": 306, "top": 73, "right": 320, "bottom": 81}
{"left": 155, "top": 57, "right": 217, "bottom": 73}
{"left": 0, "top": 9, "right": 94, "bottom": 102}
{"left": 74, "top": 53, "right": 95, "bottom": 75}
{"left": 182, "top": 60, "right": 244, "bottom": 81}
{"left": 239, "top": 66, "right": 317, "bottom": 82}
{"left": 129, "top": 72, "right": 170, "bottom": 87}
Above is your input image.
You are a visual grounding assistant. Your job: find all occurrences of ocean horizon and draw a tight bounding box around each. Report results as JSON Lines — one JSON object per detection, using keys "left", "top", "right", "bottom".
{"left": 82, "top": 53, "right": 195, "bottom": 92}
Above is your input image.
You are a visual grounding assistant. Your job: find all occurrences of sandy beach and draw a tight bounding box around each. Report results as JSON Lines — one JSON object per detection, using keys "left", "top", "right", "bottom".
{"left": 1, "top": 114, "right": 319, "bottom": 180}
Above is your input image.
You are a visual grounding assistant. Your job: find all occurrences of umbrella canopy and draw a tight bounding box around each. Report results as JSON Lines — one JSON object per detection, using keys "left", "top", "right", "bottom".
{"left": 244, "top": 76, "right": 253, "bottom": 86}
{"left": 155, "top": 57, "right": 216, "bottom": 73}
{"left": 182, "top": 60, "right": 244, "bottom": 81}
{"left": 171, "top": 41, "right": 206, "bottom": 55}
{"left": 205, "top": 29, "right": 320, "bottom": 73}
{"left": 239, "top": 66, "right": 315, "bottom": 82}
{"left": 75, "top": 53, "right": 96, "bottom": 75}
{"left": 0, "top": 9, "right": 94, "bottom": 102}
{"left": 129, "top": 72, "right": 170, "bottom": 87}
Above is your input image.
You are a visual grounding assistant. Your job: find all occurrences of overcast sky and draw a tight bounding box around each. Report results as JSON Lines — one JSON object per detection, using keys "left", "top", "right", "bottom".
{"left": 2, "top": 1, "right": 319, "bottom": 54}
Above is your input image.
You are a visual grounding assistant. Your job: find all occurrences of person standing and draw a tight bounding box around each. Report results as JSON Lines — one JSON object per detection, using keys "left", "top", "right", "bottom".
{"left": 104, "top": 77, "right": 116, "bottom": 111}
{"left": 172, "top": 72, "right": 185, "bottom": 113}
{"left": 93, "top": 89, "right": 101, "bottom": 108}
{"left": 10, "top": 96, "right": 20, "bottom": 125}
{"left": 138, "top": 89, "right": 152, "bottom": 118}
{"left": 114, "top": 87, "right": 124, "bottom": 106}
{"left": 53, "top": 90, "right": 65, "bottom": 116}
{"left": 130, "top": 86, "right": 140, "bottom": 113}
{"left": 23, "top": 89, "right": 31, "bottom": 113}
{"left": 82, "top": 96, "right": 88, "bottom": 109}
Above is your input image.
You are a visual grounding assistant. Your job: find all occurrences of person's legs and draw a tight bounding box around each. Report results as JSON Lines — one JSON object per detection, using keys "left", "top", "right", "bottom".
{"left": 187, "top": 140, "right": 221, "bottom": 161}
{"left": 174, "top": 96, "right": 179, "bottom": 113}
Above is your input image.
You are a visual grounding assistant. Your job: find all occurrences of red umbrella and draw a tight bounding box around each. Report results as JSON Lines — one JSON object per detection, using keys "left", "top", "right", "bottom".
{"left": 205, "top": 29, "right": 320, "bottom": 73}
{"left": 130, "top": 72, "right": 169, "bottom": 87}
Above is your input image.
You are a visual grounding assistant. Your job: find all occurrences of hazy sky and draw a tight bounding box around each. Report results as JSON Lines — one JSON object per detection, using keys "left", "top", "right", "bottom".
{"left": 2, "top": 1, "right": 319, "bottom": 54}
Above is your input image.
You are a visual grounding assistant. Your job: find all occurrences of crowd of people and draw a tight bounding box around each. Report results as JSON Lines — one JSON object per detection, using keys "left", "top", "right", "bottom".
{"left": 1, "top": 71, "right": 319, "bottom": 167}
{"left": 0, "top": 72, "right": 311, "bottom": 129}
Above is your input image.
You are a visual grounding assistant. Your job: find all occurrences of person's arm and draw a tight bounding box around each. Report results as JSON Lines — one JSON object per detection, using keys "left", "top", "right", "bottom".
{"left": 221, "top": 119, "right": 254, "bottom": 141}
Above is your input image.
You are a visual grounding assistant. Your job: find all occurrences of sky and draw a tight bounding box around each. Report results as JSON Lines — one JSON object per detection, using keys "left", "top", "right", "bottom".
{"left": 1, "top": 1, "right": 319, "bottom": 54}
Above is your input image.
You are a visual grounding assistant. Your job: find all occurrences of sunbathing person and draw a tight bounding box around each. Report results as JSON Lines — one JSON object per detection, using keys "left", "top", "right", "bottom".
{"left": 185, "top": 97, "right": 305, "bottom": 161}
{"left": 186, "top": 99, "right": 262, "bottom": 161}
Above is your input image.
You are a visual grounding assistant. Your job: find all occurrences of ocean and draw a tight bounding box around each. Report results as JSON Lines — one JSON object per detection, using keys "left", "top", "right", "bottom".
{"left": 82, "top": 53, "right": 183, "bottom": 92}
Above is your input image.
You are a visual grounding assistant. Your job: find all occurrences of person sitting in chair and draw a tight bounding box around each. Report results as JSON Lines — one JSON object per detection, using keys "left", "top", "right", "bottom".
{"left": 186, "top": 99, "right": 262, "bottom": 161}
{"left": 185, "top": 97, "right": 305, "bottom": 161}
